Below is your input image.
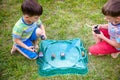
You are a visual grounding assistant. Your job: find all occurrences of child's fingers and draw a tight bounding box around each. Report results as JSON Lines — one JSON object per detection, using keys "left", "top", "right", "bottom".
{"left": 44, "top": 35, "right": 47, "bottom": 39}
{"left": 92, "top": 31, "right": 96, "bottom": 35}
{"left": 29, "top": 46, "right": 35, "bottom": 49}
{"left": 30, "top": 46, "right": 37, "bottom": 52}
{"left": 28, "top": 46, "right": 36, "bottom": 52}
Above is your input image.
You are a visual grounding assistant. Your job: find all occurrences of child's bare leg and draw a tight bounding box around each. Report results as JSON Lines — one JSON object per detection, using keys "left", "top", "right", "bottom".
{"left": 34, "top": 28, "right": 43, "bottom": 50}
{"left": 11, "top": 45, "right": 17, "bottom": 54}
{"left": 32, "top": 40, "right": 39, "bottom": 50}
{"left": 111, "top": 52, "right": 120, "bottom": 58}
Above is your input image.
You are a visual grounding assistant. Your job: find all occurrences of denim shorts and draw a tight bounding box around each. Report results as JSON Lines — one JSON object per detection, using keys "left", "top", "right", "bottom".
{"left": 16, "top": 28, "right": 38, "bottom": 59}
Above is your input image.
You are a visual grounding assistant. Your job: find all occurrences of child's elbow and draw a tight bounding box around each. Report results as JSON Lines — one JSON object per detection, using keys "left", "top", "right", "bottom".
{"left": 13, "top": 38, "right": 20, "bottom": 43}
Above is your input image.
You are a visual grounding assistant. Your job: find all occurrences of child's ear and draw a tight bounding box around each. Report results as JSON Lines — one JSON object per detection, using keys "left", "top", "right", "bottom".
{"left": 116, "top": 16, "right": 120, "bottom": 22}
{"left": 117, "top": 16, "right": 120, "bottom": 20}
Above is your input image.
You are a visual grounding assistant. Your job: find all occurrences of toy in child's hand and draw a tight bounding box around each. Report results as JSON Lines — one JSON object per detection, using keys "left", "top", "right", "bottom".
{"left": 94, "top": 25, "right": 100, "bottom": 34}
{"left": 41, "top": 35, "right": 45, "bottom": 40}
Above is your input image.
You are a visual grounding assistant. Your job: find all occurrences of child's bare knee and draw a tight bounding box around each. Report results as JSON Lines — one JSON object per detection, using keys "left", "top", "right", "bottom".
{"left": 36, "top": 28, "right": 42, "bottom": 36}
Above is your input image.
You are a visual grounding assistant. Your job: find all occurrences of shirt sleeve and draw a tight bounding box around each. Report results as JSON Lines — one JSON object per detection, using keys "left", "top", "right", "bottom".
{"left": 37, "top": 19, "right": 42, "bottom": 28}
{"left": 12, "top": 25, "right": 23, "bottom": 39}
{"left": 115, "top": 29, "right": 120, "bottom": 43}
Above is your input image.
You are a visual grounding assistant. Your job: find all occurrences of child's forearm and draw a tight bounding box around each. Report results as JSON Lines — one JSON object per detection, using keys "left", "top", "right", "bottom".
{"left": 41, "top": 24, "right": 46, "bottom": 34}
{"left": 102, "top": 36, "right": 120, "bottom": 48}
{"left": 14, "top": 38, "right": 30, "bottom": 50}
{"left": 99, "top": 24, "right": 108, "bottom": 29}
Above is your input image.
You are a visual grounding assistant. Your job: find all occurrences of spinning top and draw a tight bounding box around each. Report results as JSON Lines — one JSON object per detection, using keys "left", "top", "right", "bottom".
{"left": 82, "top": 51, "right": 85, "bottom": 57}
{"left": 60, "top": 53, "right": 65, "bottom": 59}
{"left": 51, "top": 54, "right": 55, "bottom": 60}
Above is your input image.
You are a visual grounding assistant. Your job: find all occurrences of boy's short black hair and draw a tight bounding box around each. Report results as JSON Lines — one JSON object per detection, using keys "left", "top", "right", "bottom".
{"left": 102, "top": 0, "right": 120, "bottom": 17}
{"left": 21, "top": 0, "right": 43, "bottom": 16}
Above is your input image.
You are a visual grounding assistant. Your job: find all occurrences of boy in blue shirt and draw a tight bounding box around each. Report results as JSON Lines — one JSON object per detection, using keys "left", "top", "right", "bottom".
{"left": 11, "top": 0, "right": 47, "bottom": 59}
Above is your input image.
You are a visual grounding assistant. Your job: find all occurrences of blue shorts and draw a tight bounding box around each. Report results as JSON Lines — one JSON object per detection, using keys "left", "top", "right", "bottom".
{"left": 16, "top": 28, "right": 38, "bottom": 59}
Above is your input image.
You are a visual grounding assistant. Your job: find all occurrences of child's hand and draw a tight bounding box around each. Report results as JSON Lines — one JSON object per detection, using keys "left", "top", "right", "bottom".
{"left": 92, "top": 25, "right": 101, "bottom": 35}
{"left": 28, "top": 46, "right": 37, "bottom": 52}
{"left": 92, "top": 25, "right": 101, "bottom": 31}
{"left": 43, "top": 34, "right": 47, "bottom": 39}
{"left": 41, "top": 34, "right": 47, "bottom": 40}
{"left": 96, "top": 32, "right": 105, "bottom": 39}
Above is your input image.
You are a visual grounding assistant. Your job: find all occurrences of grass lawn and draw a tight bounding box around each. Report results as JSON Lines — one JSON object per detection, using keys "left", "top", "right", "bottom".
{"left": 0, "top": 0, "right": 120, "bottom": 80}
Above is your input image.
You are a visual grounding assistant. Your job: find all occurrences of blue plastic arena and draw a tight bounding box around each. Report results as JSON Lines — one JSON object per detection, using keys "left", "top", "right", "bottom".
{"left": 37, "top": 38, "right": 88, "bottom": 76}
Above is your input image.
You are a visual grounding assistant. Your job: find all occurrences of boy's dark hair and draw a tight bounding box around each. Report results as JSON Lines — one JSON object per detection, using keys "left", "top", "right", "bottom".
{"left": 21, "top": 0, "right": 43, "bottom": 16}
{"left": 102, "top": 0, "right": 120, "bottom": 17}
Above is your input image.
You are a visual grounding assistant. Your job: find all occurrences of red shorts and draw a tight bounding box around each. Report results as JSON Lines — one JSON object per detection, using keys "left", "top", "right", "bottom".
{"left": 89, "top": 28, "right": 120, "bottom": 55}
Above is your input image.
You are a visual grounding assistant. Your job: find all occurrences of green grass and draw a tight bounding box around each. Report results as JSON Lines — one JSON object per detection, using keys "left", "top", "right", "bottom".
{"left": 0, "top": 0, "right": 120, "bottom": 80}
